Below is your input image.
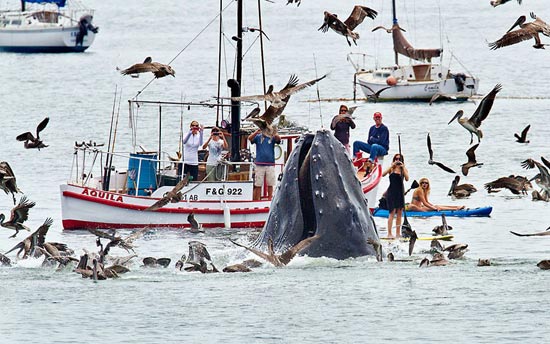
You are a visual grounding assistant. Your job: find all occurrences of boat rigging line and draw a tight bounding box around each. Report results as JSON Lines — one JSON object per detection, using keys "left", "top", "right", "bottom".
{"left": 312, "top": 53, "right": 324, "bottom": 128}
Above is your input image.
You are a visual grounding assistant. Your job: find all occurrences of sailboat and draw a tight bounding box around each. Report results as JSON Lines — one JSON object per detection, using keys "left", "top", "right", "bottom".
{"left": 350, "top": 0, "right": 479, "bottom": 102}
{"left": 0, "top": 0, "right": 98, "bottom": 53}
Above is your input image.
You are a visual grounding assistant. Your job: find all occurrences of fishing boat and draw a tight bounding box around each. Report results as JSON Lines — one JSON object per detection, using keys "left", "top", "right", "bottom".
{"left": 59, "top": 0, "right": 382, "bottom": 231}
{"left": 349, "top": 0, "right": 479, "bottom": 102}
{"left": 0, "top": 0, "right": 98, "bottom": 53}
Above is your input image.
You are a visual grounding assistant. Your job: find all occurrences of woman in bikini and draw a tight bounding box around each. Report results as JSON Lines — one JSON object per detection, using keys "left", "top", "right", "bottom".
{"left": 408, "top": 177, "right": 465, "bottom": 212}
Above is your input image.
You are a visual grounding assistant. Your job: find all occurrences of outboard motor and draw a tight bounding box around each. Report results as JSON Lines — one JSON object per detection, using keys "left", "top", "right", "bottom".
{"left": 452, "top": 73, "right": 466, "bottom": 92}
{"left": 76, "top": 15, "right": 99, "bottom": 46}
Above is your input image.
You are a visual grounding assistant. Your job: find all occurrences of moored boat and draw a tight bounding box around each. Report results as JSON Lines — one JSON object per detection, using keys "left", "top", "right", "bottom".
{"left": 0, "top": 0, "right": 98, "bottom": 53}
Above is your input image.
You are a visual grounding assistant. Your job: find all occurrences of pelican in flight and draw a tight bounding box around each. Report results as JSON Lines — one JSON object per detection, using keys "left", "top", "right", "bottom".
{"left": 319, "top": 5, "right": 377, "bottom": 46}
{"left": 489, "top": 12, "right": 550, "bottom": 50}
{"left": 16, "top": 117, "right": 49, "bottom": 150}
{"left": 461, "top": 144, "right": 483, "bottom": 176}
{"left": 427, "top": 133, "right": 456, "bottom": 174}
{"left": 0, "top": 196, "right": 35, "bottom": 238}
{"left": 144, "top": 173, "right": 190, "bottom": 211}
{"left": 0, "top": 161, "right": 21, "bottom": 204}
{"left": 232, "top": 74, "right": 326, "bottom": 137}
{"left": 448, "top": 84, "right": 502, "bottom": 144}
{"left": 514, "top": 124, "right": 531, "bottom": 143}
{"left": 119, "top": 57, "right": 175, "bottom": 78}
{"left": 484, "top": 175, "right": 531, "bottom": 195}
{"left": 490, "top": 0, "right": 522, "bottom": 7}
{"left": 521, "top": 157, "right": 550, "bottom": 198}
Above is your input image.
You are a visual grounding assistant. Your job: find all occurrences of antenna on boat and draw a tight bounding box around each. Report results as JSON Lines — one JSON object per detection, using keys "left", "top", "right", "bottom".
{"left": 257, "top": 0, "right": 268, "bottom": 111}
{"left": 312, "top": 53, "right": 324, "bottom": 128}
{"left": 102, "top": 85, "right": 118, "bottom": 191}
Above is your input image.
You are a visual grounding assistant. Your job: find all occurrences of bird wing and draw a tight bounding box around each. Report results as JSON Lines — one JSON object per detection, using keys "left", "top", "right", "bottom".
{"left": 434, "top": 162, "right": 456, "bottom": 174}
{"left": 36, "top": 117, "right": 49, "bottom": 138}
{"left": 541, "top": 156, "right": 550, "bottom": 169}
{"left": 36, "top": 217, "right": 53, "bottom": 246}
{"left": 88, "top": 228, "right": 117, "bottom": 241}
{"left": 519, "top": 124, "right": 531, "bottom": 141}
{"left": 470, "top": 84, "right": 502, "bottom": 127}
{"left": 231, "top": 94, "right": 272, "bottom": 103}
{"left": 277, "top": 74, "right": 326, "bottom": 99}
{"left": 318, "top": 12, "right": 334, "bottom": 33}
{"left": 427, "top": 133, "right": 434, "bottom": 160}
{"left": 10, "top": 196, "right": 35, "bottom": 223}
{"left": 510, "top": 230, "right": 550, "bottom": 237}
{"left": 143, "top": 56, "right": 153, "bottom": 63}
{"left": 187, "top": 213, "right": 200, "bottom": 229}
{"left": 489, "top": 27, "right": 538, "bottom": 50}
{"left": 259, "top": 102, "right": 288, "bottom": 125}
{"left": 124, "top": 226, "right": 149, "bottom": 244}
{"left": 120, "top": 62, "right": 159, "bottom": 75}
{"left": 278, "top": 235, "right": 320, "bottom": 265}
{"left": 0, "top": 161, "right": 16, "bottom": 178}
{"left": 229, "top": 239, "right": 278, "bottom": 266}
{"left": 344, "top": 5, "right": 377, "bottom": 31}
{"left": 484, "top": 177, "right": 521, "bottom": 194}
{"left": 465, "top": 144, "right": 479, "bottom": 163}
{"left": 144, "top": 197, "right": 170, "bottom": 212}
{"left": 16, "top": 132, "right": 36, "bottom": 142}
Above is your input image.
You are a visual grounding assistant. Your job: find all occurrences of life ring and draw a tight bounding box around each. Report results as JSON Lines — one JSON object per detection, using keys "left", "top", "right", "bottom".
{"left": 274, "top": 144, "right": 283, "bottom": 160}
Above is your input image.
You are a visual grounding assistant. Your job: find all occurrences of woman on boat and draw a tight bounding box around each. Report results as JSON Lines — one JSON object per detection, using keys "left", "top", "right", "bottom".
{"left": 382, "top": 153, "right": 409, "bottom": 238}
{"left": 202, "top": 127, "right": 228, "bottom": 181}
{"left": 330, "top": 104, "right": 355, "bottom": 154}
{"left": 408, "top": 177, "right": 465, "bottom": 212}
{"left": 182, "top": 120, "right": 204, "bottom": 181}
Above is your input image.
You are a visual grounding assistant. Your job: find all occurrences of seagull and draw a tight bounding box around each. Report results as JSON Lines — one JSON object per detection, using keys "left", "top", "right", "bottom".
{"left": 514, "top": 124, "right": 531, "bottom": 143}
{"left": 16, "top": 117, "right": 49, "bottom": 150}
{"left": 361, "top": 84, "right": 391, "bottom": 102}
{"left": 484, "top": 175, "right": 531, "bottom": 195}
{"left": 0, "top": 196, "right": 35, "bottom": 238}
{"left": 490, "top": 0, "right": 522, "bottom": 7}
{"left": 319, "top": 5, "right": 377, "bottom": 46}
{"left": 461, "top": 144, "right": 483, "bottom": 176}
{"left": 448, "top": 175, "right": 477, "bottom": 198}
{"left": 144, "top": 173, "right": 189, "bottom": 211}
{"left": 233, "top": 74, "right": 326, "bottom": 137}
{"left": 489, "top": 12, "right": 550, "bottom": 50}
{"left": 448, "top": 84, "right": 502, "bottom": 144}
{"left": 187, "top": 213, "right": 204, "bottom": 233}
{"left": 119, "top": 57, "right": 175, "bottom": 78}
{"left": 427, "top": 133, "right": 456, "bottom": 173}
{"left": 229, "top": 235, "right": 319, "bottom": 267}
{"left": 0, "top": 161, "right": 21, "bottom": 204}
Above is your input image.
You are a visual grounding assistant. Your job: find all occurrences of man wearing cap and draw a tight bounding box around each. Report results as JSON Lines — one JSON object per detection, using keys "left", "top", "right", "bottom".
{"left": 248, "top": 128, "right": 281, "bottom": 200}
{"left": 353, "top": 112, "right": 389, "bottom": 163}
{"left": 330, "top": 104, "right": 356, "bottom": 154}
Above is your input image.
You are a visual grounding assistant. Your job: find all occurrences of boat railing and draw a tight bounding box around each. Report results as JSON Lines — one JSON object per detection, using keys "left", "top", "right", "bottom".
{"left": 69, "top": 145, "right": 284, "bottom": 195}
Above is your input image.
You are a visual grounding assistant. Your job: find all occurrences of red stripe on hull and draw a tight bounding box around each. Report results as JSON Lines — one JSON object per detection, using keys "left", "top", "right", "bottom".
{"left": 361, "top": 165, "right": 383, "bottom": 194}
{"left": 62, "top": 219, "right": 266, "bottom": 231}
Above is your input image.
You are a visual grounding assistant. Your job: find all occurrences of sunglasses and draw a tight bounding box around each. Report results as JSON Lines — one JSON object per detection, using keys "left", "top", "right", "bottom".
{"left": 421, "top": 182, "right": 429, "bottom": 185}
{"left": 191, "top": 125, "right": 199, "bottom": 129}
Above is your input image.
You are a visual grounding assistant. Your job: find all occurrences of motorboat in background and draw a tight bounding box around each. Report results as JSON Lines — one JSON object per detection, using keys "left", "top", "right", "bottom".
{"left": 0, "top": 0, "right": 98, "bottom": 52}
{"left": 349, "top": 0, "right": 479, "bottom": 102}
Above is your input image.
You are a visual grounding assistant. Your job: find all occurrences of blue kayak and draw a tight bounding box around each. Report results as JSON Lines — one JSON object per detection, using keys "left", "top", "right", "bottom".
{"left": 372, "top": 206, "right": 493, "bottom": 218}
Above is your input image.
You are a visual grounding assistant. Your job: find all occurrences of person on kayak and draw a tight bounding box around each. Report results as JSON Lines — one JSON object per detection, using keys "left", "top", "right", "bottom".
{"left": 408, "top": 177, "right": 465, "bottom": 212}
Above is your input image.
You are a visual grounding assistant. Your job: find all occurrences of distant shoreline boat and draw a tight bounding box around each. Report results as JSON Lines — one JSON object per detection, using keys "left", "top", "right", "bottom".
{"left": 0, "top": 0, "right": 98, "bottom": 53}
{"left": 350, "top": 0, "right": 479, "bottom": 102}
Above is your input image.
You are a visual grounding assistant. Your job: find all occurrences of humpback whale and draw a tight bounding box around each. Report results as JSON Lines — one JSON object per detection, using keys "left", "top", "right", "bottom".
{"left": 252, "top": 129, "right": 379, "bottom": 260}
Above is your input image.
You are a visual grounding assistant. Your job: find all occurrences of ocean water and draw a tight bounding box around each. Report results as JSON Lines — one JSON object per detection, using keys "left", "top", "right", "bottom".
{"left": 1, "top": 0, "right": 549, "bottom": 343}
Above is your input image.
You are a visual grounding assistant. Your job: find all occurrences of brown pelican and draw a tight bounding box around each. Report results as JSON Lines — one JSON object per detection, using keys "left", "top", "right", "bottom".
{"left": 444, "top": 243, "right": 468, "bottom": 260}
{"left": 489, "top": 12, "right": 550, "bottom": 50}
{"left": 490, "top": 0, "right": 522, "bottom": 7}
{"left": 119, "top": 57, "right": 175, "bottom": 78}
{"left": 386, "top": 252, "right": 412, "bottom": 262}
{"left": 537, "top": 260, "right": 550, "bottom": 270}
{"left": 484, "top": 175, "right": 531, "bottom": 195}
{"left": 448, "top": 84, "right": 502, "bottom": 144}
{"left": 222, "top": 264, "right": 252, "bottom": 273}
{"left": 478, "top": 259, "right": 491, "bottom": 266}
{"left": 229, "top": 235, "right": 319, "bottom": 267}
{"left": 0, "top": 196, "right": 35, "bottom": 238}
{"left": 0, "top": 161, "right": 21, "bottom": 204}
{"left": 515, "top": 124, "right": 531, "bottom": 143}
{"left": 4, "top": 217, "right": 53, "bottom": 259}
{"left": 510, "top": 227, "right": 550, "bottom": 237}
{"left": 16, "top": 117, "right": 49, "bottom": 150}
{"left": 427, "top": 133, "right": 456, "bottom": 174}
{"left": 0, "top": 252, "right": 11, "bottom": 266}
{"left": 88, "top": 227, "right": 149, "bottom": 255}
{"left": 367, "top": 237, "right": 383, "bottom": 262}
{"left": 142, "top": 257, "right": 171, "bottom": 268}
{"left": 233, "top": 74, "right": 326, "bottom": 137}
{"left": 144, "top": 173, "right": 189, "bottom": 211}
{"left": 431, "top": 239, "right": 444, "bottom": 252}
{"left": 187, "top": 213, "right": 204, "bottom": 233}
{"left": 319, "top": 6, "right": 377, "bottom": 46}
{"left": 521, "top": 157, "right": 550, "bottom": 197}
{"left": 433, "top": 214, "right": 453, "bottom": 236}
{"left": 430, "top": 252, "right": 448, "bottom": 266}
{"left": 461, "top": 144, "right": 483, "bottom": 176}
{"left": 419, "top": 257, "right": 430, "bottom": 267}
{"left": 448, "top": 175, "right": 477, "bottom": 198}
{"left": 180, "top": 241, "right": 219, "bottom": 273}
{"left": 360, "top": 84, "right": 391, "bottom": 102}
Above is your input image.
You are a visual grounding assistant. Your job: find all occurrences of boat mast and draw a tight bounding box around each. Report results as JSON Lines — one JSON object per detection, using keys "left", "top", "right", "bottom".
{"left": 21, "top": 1, "right": 25, "bottom": 11}
{"left": 228, "top": 0, "right": 243, "bottom": 163}
{"left": 392, "top": 0, "right": 398, "bottom": 65}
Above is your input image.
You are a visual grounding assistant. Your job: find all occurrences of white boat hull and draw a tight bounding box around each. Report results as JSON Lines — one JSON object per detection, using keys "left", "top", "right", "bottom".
{"left": 0, "top": 26, "right": 95, "bottom": 52}
{"left": 60, "top": 165, "right": 382, "bottom": 230}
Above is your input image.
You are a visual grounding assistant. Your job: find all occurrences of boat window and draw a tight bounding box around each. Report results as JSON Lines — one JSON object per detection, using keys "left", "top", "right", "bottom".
{"left": 10, "top": 19, "right": 21, "bottom": 25}
{"left": 383, "top": 73, "right": 391, "bottom": 78}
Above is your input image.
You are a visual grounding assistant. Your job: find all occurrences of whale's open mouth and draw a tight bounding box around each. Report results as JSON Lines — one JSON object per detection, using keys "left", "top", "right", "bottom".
{"left": 297, "top": 134, "right": 316, "bottom": 241}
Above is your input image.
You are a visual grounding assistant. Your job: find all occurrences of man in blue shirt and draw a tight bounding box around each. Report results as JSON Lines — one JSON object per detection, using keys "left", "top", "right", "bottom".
{"left": 249, "top": 129, "right": 281, "bottom": 200}
{"left": 353, "top": 111, "right": 389, "bottom": 163}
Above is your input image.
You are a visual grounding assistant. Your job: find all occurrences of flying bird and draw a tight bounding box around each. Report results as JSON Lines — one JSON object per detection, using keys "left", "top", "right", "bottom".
{"left": 461, "top": 144, "right": 483, "bottom": 176}
{"left": 514, "top": 124, "right": 530, "bottom": 143}
{"left": 448, "top": 175, "right": 477, "bottom": 198}
{"left": 4, "top": 217, "right": 54, "bottom": 259}
{"left": 484, "top": 175, "right": 531, "bottom": 195}
{"left": 286, "top": 0, "right": 301, "bottom": 6}
{"left": 319, "top": 6, "right": 377, "bottom": 46}
{"left": 88, "top": 227, "right": 149, "bottom": 255}
{"left": 490, "top": 0, "right": 522, "bottom": 7}
{"left": 448, "top": 84, "right": 502, "bottom": 144}
{"left": 0, "top": 196, "right": 36, "bottom": 238}
{"left": 144, "top": 173, "right": 189, "bottom": 211}
{"left": 361, "top": 84, "right": 391, "bottom": 102}
{"left": 427, "top": 133, "right": 456, "bottom": 173}
{"left": 16, "top": 117, "right": 49, "bottom": 150}
{"left": 119, "top": 57, "right": 175, "bottom": 78}
{"left": 0, "top": 161, "right": 21, "bottom": 204}
{"left": 233, "top": 74, "right": 326, "bottom": 137}
{"left": 489, "top": 12, "right": 550, "bottom": 50}
{"left": 521, "top": 157, "right": 550, "bottom": 196}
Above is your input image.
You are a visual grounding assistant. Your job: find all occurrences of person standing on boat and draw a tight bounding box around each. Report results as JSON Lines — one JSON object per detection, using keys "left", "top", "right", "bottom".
{"left": 353, "top": 112, "right": 389, "bottom": 163}
{"left": 182, "top": 120, "right": 204, "bottom": 182}
{"left": 249, "top": 129, "right": 281, "bottom": 201}
{"left": 202, "top": 127, "right": 228, "bottom": 181}
{"left": 331, "top": 104, "right": 356, "bottom": 154}
{"left": 382, "top": 153, "right": 409, "bottom": 238}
